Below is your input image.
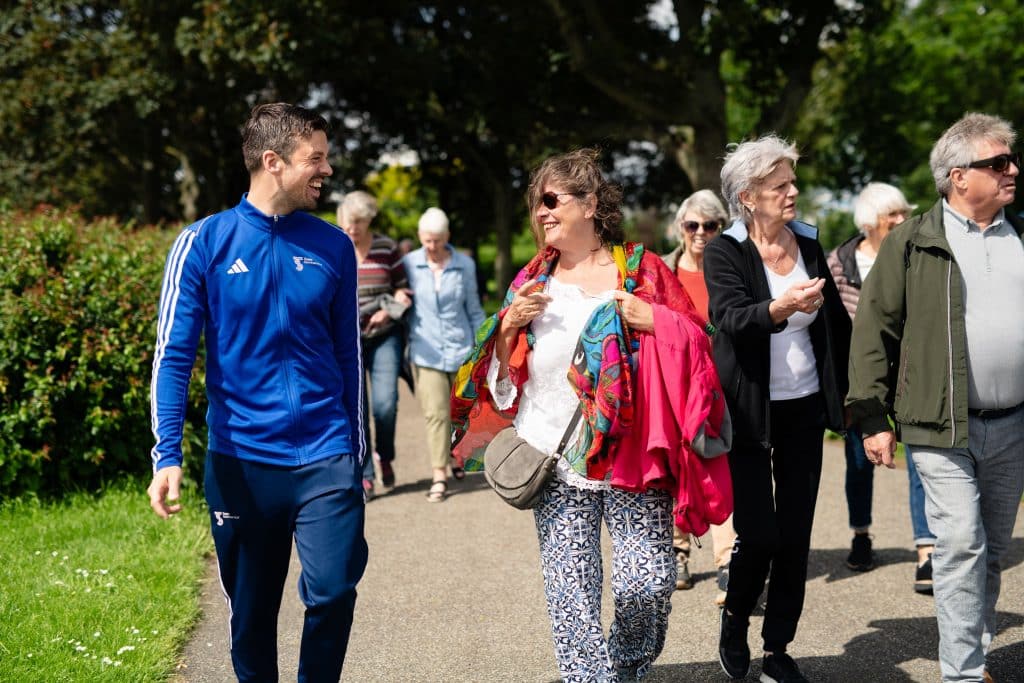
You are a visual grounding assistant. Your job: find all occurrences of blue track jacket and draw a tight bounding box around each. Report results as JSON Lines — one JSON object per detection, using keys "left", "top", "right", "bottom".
{"left": 150, "top": 196, "right": 364, "bottom": 471}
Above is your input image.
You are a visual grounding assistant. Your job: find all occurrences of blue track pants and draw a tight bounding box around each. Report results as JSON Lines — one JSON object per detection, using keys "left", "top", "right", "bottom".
{"left": 204, "top": 451, "right": 368, "bottom": 682}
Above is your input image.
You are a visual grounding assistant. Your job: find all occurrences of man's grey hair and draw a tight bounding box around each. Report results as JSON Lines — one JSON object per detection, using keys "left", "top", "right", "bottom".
{"left": 929, "top": 112, "right": 1016, "bottom": 196}
{"left": 720, "top": 134, "right": 800, "bottom": 222}
{"left": 852, "top": 182, "right": 916, "bottom": 233}
{"left": 337, "top": 190, "right": 378, "bottom": 223}
{"left": 670, "top": 189, "right": 728, "bottom": 241}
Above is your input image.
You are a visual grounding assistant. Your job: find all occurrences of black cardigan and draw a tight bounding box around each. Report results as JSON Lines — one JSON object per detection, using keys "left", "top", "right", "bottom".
{"left": 703, "top": 221, "right": 851, "bottom": 449}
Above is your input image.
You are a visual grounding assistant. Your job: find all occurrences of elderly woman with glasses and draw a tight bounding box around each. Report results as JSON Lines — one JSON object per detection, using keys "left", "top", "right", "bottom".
{"left": 661, "top": 190, "right": 738, "bottom": 603}
{"left": 827, "top": 183, "right": 937, "bottom": 592}
{"left": 704, "top": 135, "right": 851, "bottom": 683}
{"left": 451, "top": 149, "right": 729, "bottom": 682}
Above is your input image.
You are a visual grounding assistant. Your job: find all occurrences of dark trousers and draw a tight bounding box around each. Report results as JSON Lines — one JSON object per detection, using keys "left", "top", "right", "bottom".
{"left": 723, "top": 393, "right": 824, "bottom": 653}
{"left": 204, "top": 451, "right": 368, "bottom": 683}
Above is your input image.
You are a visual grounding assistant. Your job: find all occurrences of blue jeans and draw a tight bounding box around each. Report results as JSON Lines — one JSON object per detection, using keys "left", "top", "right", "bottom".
{"left": 904, "top": 445, "right": 937, "bottom": 546}
{"left": 844, "top": 429, "right": 936, "bottom": 545}
{"left": 911, "top": 410, "right": 1024, "bottom": 682}
{"left": 359, "top": 328, "right": 402, "bottom": 481}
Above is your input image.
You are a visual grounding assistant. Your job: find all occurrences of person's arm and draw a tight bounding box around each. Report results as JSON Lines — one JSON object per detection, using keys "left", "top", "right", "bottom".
{"left": 704, "top": 237, "right": 783, "bottom": 336}
{"left": 493, "top": 279, "right": 550, "bottom": 380}
{"left": 333, "top": 236, "right": 366, "bottom": 465}
{"left": 148, "top": 228, "right": 206, "bottom": 518}
{"left": 847, "top": 228, "right": 909, "bottom": 466}
{"left": 704, "top": 237, "right": 825, "bottom": 333}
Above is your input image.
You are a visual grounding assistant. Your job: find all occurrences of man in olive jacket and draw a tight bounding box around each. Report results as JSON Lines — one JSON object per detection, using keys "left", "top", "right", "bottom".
{"left": 847, "top": 112, "right": 1023, "bottom": 683}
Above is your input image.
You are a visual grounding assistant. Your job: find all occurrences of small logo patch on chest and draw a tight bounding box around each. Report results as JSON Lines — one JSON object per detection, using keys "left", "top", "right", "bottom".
{"left": 293, "top": 256, "right": 323, "bottom": 272}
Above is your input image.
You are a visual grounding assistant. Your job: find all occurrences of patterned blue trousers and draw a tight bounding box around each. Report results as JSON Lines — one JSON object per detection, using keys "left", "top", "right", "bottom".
{"left": 533, "top": 478, "right": 676, "bottom": 682}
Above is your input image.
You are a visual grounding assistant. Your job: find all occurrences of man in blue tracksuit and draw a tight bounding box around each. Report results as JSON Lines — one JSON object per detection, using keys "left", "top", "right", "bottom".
{"left": 147, "top": 102, "right": 367, "bottom": 682}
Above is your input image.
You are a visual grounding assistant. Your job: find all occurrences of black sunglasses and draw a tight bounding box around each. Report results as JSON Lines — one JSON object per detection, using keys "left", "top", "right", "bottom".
{"left": 681, "top": 220, "right": 722, "bottom": 234}
{"left": 540, "top": 192, "right": 579, "bottom": 210}
{"left": 966, "top": 152, "right": 1021, "bottom": 174}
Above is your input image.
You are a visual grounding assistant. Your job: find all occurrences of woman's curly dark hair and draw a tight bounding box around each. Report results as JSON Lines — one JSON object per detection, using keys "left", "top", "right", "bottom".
{"left": 526, "top": 148, "right": 624, "bottom": 247}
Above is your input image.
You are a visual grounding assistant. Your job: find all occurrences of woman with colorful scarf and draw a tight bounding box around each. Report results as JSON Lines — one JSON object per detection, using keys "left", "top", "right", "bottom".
{"left": 451, "top": 149, "right": 723, "bottom": 682}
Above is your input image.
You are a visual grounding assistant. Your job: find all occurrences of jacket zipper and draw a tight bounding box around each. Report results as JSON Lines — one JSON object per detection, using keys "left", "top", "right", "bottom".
{"left": 946, "top": 260, "right": 956, "bottom": 447}
{"left": 271, "top": 217, "right": 305, "bottom": 461}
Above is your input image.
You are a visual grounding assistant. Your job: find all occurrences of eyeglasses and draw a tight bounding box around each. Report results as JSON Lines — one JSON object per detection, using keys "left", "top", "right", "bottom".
{"left": 681, "top": 220, "right": 722, "bottom": 234}
{"left": 540, "top": 192, "right": 578, "bottom": 210}
{"left": 965, "top": 152, "right": 1021, "bottom": 174}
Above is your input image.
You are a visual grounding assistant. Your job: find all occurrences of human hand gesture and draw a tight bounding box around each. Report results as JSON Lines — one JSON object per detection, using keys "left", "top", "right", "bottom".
{"left": 864, "top": 430, "right": 897, "bottom": 469}
{"left": 148, "top": 466, "right": 183, "bottom": 519}
{"left": 611, "top": 291, "right": 654, "bottom": 332}
{"left": 502, "top": 279, "right": 552, "bottom": 330}
{"left": 785, "top": 278, "right": 826, "bottom": 315}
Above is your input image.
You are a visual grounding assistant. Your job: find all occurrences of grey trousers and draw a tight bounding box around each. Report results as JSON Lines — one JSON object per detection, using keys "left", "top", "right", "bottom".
{"left": 910, "top": 409, "right": 1024, "bottom": 682}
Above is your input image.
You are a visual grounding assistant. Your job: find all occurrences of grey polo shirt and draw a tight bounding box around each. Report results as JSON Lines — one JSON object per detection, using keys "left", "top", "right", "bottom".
{"left": 943, "top": 200, "right": 1024, "bottom": 409}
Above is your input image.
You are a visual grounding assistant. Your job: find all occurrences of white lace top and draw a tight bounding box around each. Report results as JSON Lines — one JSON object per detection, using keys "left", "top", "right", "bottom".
{"left": 487, "top": 276, "right": 614, "bottom": 490}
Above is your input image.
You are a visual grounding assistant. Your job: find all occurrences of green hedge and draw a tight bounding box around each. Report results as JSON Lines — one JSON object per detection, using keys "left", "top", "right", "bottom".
{"left": 0, "top": 208, "right": 207, "bottom": 499}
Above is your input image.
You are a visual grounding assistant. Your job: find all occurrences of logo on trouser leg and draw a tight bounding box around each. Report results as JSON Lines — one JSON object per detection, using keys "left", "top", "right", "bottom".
{"left": 213, "top": 511, "right": 240, "bottom": 526}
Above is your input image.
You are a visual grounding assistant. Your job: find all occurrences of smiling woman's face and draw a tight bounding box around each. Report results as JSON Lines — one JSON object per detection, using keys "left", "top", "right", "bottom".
{"left": 679, "top": 212, "right": 721, "bottom": 259}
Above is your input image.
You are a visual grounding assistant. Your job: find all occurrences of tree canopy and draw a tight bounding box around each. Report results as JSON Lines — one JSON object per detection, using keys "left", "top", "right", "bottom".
{"left": 1, "top": 1, "right": 1021, "bottom": 288}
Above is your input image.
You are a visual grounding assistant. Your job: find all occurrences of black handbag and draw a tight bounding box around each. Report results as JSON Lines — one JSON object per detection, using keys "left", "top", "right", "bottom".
{"left": 484, "top": 405, "right": 583, "bottom": 509}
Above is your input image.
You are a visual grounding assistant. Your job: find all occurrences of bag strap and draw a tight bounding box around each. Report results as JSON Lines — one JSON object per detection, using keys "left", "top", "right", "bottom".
{"left": 553, "top": 404, "right": 584, "bottom": 458}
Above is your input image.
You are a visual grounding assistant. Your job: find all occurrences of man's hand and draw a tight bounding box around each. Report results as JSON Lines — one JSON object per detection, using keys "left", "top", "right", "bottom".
{"left": 863, "top": 430, "right": 897, "bottom": 469}
{"left": 148, "top": 466, "right": 183, "bottom": 519}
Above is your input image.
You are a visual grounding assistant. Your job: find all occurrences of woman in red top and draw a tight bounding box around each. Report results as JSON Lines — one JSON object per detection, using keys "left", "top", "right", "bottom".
{"left": 661, "top": 189, "right": 737, "bottom": 604}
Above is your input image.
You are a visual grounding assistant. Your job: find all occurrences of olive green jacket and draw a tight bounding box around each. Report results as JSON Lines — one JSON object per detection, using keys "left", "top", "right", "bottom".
{"left": 846, "top": 199, "right": 1024, "bottom": 448}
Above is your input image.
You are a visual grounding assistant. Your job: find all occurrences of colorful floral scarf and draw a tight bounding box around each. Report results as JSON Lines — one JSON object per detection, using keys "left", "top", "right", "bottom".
{"left": 450, "top": 242, "right": 695, "bottom": 480}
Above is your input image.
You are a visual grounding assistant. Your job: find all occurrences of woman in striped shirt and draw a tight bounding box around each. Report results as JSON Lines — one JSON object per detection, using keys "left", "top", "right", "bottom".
{"left": 338, "top": 191, "right": 411, "bottom": 499}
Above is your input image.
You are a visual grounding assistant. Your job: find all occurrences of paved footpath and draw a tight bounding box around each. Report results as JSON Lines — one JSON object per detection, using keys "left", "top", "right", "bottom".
{"left": 173, "top": 384, "right": 1024, "bottom": 682}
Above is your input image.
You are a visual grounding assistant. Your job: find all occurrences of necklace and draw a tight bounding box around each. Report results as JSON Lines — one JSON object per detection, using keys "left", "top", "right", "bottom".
{"left": 757, "top": 230, "right": 789, "bottom": 271}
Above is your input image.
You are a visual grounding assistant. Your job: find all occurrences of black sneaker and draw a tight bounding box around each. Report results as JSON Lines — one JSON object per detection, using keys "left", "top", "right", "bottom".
{"left": 914, "top": 554, "right": 934, "bottom": 595}
{"left": 760, "top": 652, "right": 808, "bottom": 683}
{"left": 718, "top": 610, "right": 750, "bottom": 679}
{"left": 846, "top": 534, "right": 875, "bottom": 571}
{"left": 675, "top": 548, "right": 693, "bottom": 590}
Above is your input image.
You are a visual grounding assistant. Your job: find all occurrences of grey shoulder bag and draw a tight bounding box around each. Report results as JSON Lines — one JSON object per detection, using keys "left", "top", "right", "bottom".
{"left": 483, "top": 405, "right": 583, "bottom": 510}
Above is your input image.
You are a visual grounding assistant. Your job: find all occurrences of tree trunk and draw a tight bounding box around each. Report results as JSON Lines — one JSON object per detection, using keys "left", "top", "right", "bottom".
{"left": 492, "top": 180, "right": 515, "bottom": 298}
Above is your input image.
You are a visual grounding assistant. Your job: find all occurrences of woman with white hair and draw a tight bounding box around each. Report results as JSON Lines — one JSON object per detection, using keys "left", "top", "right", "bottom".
{"left": 402, "top": 208, "right": 486, "bottom": 502}
{"left": 827, "top": 183, "right": 937, "bottom": 591}
{"left": 704, "top": 135, "right": 851, "bottom": 683}
{"left": 662, "top": 190, "right": 737, "bottom": 602}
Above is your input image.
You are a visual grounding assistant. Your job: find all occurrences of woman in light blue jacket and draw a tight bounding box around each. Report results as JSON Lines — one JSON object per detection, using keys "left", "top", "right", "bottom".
{"left": 403, "top": 208, "right": 486, "bottom": 502}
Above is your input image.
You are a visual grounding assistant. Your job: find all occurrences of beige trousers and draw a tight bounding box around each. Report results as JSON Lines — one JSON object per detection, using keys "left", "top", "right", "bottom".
{"left": 412, "top": 365, "right": 456, "bottom": 470}
{"left": 673, "top": 514, "right": 737, "bottom": 568}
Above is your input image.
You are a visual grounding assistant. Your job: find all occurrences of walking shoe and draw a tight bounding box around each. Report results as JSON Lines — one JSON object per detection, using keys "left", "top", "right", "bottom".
{"left": 718, "top": 610, "right": 750, "bottom": 679}
{"left": 760, "top": 652, "right": 808, "bottom": 682}
{"left": 846, "top": 533, "right": 875, "bottom": 571}
{"left": 715, "top": 565, "right": 730, "bottom": 607}
{"left": 914, "top": 553, "right": 934, "bottom": 595}
{"left": 674, "top": 548, "right": 693, "bottom": 590}
{"left": 380, "top": 459, "right": 396, "bottom": 488}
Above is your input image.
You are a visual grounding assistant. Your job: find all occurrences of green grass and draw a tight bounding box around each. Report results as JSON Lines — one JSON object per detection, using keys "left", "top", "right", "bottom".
{"left": 0, "top": 481, "right": 212, "bottom": 682}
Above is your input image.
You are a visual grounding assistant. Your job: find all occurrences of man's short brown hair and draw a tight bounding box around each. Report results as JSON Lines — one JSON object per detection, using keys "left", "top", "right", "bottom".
{"left": 241, "top": 103, "right": 330, "bottom": 174}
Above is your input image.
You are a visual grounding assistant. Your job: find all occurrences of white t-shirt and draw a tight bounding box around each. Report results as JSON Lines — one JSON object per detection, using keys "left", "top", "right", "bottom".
{"left": 488, "top": 276, "right": 614, "bottom": 490}
{"left": 855, "top": 248, "right": 875, "bottom": 282}
{"left": 765, "top": 250, "right": 820, "bottom": 400}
